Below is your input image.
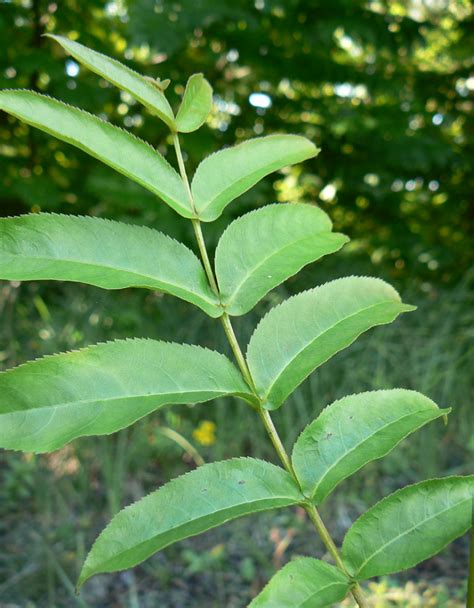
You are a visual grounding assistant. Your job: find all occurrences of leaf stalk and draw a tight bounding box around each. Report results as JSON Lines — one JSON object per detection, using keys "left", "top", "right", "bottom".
{"left": 172, "top": 134, "right": 220, "bottom": 295}
{"left": 305, "top": 502, "right": 368, "bottom": 607}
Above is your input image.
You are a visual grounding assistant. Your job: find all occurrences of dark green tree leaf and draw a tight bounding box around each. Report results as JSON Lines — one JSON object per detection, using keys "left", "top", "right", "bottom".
{"left": 0, "top": 340, "right": 255, "bottom": 452}
{"left": 247, "top": 277, "right": 414, "bottom": 409}
{"left": 0, "top": 90, "right": 192, "bottom": 217}
{"left": 78, "top": 458, "right": 303, "bottom": 587}
{"left": 46, "top": 34, "right": 175, "bottom": 128}
{"left": 191, "top": 135, "right": 319, "bottom": 221}
{"left": 249, "top": 558, "right": 350, "bottom": 607}
{"left": 215, "top": 204, "right": 348, "bottom": 316}
{"left": 176, "top": 73, "right": 213, "bottom": 132}
{"left": 342, "top": 476, "right": 474, "bottom": 580}
{"left": 292, "top": 390, "right": 449, "bottom": 503}
{"left": 0, "top": 213, "right": 221, "bottom": 316}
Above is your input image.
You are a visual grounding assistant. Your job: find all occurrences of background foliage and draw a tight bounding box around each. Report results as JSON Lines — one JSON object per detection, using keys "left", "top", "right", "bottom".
{"left": 0, "top": 0, "right": 472, "bottom": 606}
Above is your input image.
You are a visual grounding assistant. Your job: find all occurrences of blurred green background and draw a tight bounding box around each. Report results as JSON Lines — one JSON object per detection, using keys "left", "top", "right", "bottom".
{"left": 0, "top": 0, "right": 473, "bottom": 606}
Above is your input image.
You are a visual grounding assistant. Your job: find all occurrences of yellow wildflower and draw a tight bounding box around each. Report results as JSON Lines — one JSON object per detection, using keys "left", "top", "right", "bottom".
{"left": 192, "top": 420, "right": 216, "bottom": 446}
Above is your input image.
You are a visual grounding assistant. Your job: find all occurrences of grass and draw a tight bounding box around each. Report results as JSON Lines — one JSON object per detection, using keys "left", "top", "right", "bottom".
{"left": 0, "top": 267, "right": 472, "bottom": 605}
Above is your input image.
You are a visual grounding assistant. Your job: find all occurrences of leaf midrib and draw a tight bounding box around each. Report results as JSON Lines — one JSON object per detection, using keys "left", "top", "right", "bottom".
{"left": 2, "top": 389, "right": 244, "bottom": 415}
{"left": 309, "top": 408, "right": 439, "bottom": 500}
{"left": 259, "top": 299, "right": 400, "bottom": 402}
{"left": 298, "top": 581, "right": 349, "bottom": 608}
{"left": 353, "top": 496, "right": 471, "bottom": 576}
{"left": 3, "top": 251, "right": 218, "bottom": 306}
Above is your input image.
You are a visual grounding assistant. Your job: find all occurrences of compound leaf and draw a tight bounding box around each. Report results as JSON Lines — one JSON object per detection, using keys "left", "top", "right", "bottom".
{"left": 249, "top": 558, "right": 350, "bottom": 607}
{"left": 46, "top": 34, "right": 175, "bottom": 128}
{"left": 0, "top": 213, "right": 221, "bottom": 317}
{"left": 0, "top": 90, "right": 192, "bottom": 217}
{"left": 246, "top": 277, "right": 415, "bottom": 409}
{"left": 0, "top": 340, "right": 255, "bottom": 453}
{"left": 78, "top": 458, "right": 303, "bottom": 587}
{"left": 292, "top": 390, "right": 449, "bottom": 503}
{"left": 342, "top": 476, "right": 474, "bottom": 580}
{"left": 191, "top": 135, "right": 319, "bottom": 221}
{"left": 176, "top": 73, "right": 213, "bottom": 132}
{"left": 215, "top": 204, "right": 348, "bottom": 316}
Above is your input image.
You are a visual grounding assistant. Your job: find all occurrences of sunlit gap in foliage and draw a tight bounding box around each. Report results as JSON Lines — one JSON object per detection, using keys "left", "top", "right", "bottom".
{"left": 334, "top": 83, "right": 368, "bottom": 100}
{"left": 65, "top": 60, "right": 80, "bottom": 78}
{"left": 249, "top": 93, "right": 272, "bottom": 109}
{"left": 105, "top": 0, "right": 128, "bottom": 20}
{"left": 334, "top": 28, "right": 363, "bottom": 58}
{"left": 319, "top": 184, "right": 337, "bottom": 202}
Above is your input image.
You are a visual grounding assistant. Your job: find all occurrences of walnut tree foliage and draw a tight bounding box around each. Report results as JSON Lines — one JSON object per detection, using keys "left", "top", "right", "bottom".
{"left": 0, "top": 37, "right": 472, "bottom": 607}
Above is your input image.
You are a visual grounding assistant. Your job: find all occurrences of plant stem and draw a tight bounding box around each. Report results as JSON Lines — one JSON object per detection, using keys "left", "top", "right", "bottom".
{"left": 305, "top": 503, "right": 368, "bottom": 606}
{"left": 258, "top": 407, "right": 295, "bottom": 477}
{"left": 158, "top": 426, "right": 205, "bottom": 467}
{"left": 173, "top": 132, "right": 368, "bottom": 608}
{"left": 173, "top": 133, "right": 220, "bottom": 295}
{"left": 192, "top": 218, "right": 220, "bottom": 294}
{"left": 173, "top": 132, "right": 194, "bottom": 206}
{"left": 220, "top": 312, "right": 256, "bottom": 392}
{"left": 305, "top": 503, "right": 347, "bottom": 570}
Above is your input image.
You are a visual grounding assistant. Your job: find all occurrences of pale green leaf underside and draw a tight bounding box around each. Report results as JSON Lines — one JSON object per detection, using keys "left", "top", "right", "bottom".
{"left": 342, "top": 476, "right": 474, "bottom": 580}
{"left": 0, "top": 340, "right": 254, "bottom": 453}
{"left": 248, "top": 558, "right": 350, "bottom": 607}
{"left": 176, "top": 73, "right": 213, "bottom": 133}
{"left": 191, "top": 135, "right": 319, "bottom": 222}
{"left": 78, "top": 458, "right": 302, "bottom": 587}
{"left": 215, "top": 203, "right": 348, "bottom": 315}
{"left": 247, "top": 277, "right": 415, "bottom": 410}
{"left": 46, "top": 35, "right": 175, "bottom": 128}
{"left": 0, "top": 213, "right": 221, "bottom": 317}
{"left": 292, "top": 390, "right": 449, "bottom": 503}
{"left": 0, "top": 90, "right": 192, "bottom": 218}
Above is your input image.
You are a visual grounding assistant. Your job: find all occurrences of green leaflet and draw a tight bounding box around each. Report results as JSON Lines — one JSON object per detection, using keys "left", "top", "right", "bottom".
{"left": 247, "top": 277, "right": 415, "bottom": 410}
{"left": 292, "top": 390, "right": 449, "bottom": 503}
{"left": 78, "top": 458, "right": 303, "bottom": 587}
{"left": 248, "top": 558, "right": 350, "bottom": 607}
{"left": 0, "top": 213, "right": 221, "bottom": 317}
{"left": 176, "top": 73, "right": 213, "bottom": 132}
{"left": 46, "top": 35, "right": 175, "bottom": 128}
{"left": 342, "top": 476, "right": 474, "bottom": 580}
{"left": 0, "top": 90, "right": 192, "bottom": 217}
{"left": 191, "top": 135, "right": 319, "bottom": 221}
{"left": 0, "top": 340, "right": 255, "bottom": 453}
{"left": 215, "top": 204, "right": 348, "bottom": 316}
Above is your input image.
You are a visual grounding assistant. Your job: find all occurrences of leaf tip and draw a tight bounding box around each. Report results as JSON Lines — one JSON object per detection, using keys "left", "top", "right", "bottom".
{"left": 304, "top": 142, "right": 321, "bottom": 159}
{"left": 43, "top": 33, "right": 64, "bottom": 44}
{"left": 442, "top": 407, "right": 452, "bottom": 425}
